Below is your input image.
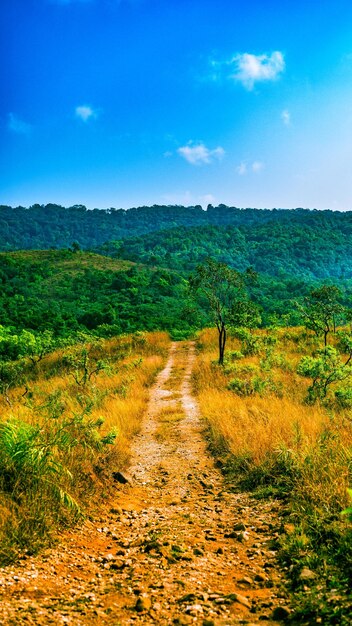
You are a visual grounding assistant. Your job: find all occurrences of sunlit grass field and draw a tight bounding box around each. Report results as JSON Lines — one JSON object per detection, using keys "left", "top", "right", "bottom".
{"left": 193, "top": 327, "right": 352, "bottom": 620}
{"left": 0, "top": 331, "right": 169, "bottom": 564}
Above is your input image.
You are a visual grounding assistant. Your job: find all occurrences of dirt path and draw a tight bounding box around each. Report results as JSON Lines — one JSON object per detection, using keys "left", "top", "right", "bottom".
{"left": 0, "top": 342, "right": 290, "bottom": 625}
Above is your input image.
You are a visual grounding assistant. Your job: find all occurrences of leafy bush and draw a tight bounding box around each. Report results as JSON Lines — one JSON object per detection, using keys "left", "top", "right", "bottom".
{"left": 231, "top": 327, "right": 263, "bottom": 355}
{"left": 0, "top": 411, "right": 117, "bottom": 564}
{"left": 297, "top": 346, "right": 352, "bottom": 405}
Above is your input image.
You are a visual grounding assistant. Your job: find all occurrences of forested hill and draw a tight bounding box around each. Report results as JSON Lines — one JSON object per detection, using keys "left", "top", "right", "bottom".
{"left": 1, "top": 203, "right": 352, "bottom": 252}
{"left": 100, "top": 222, "right": 352, "bottom": 280}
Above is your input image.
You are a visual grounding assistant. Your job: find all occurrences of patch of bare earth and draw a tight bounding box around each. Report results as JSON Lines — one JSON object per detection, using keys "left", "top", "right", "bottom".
{"left": 0, "top": 342, "right": 290, "bottom": 625}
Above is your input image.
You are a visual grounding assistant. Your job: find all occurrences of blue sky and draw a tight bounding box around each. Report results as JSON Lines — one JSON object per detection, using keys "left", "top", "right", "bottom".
{"left": 2, "top": 0, "right": 352, "bottom": 210}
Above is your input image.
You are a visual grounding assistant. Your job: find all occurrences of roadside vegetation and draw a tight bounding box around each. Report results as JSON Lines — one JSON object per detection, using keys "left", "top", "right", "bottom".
{"left": 0, "top": 331, "right": 169, "bottom": 565}
{"left": 193, "top": 324, "right": 352, "bottom": 623}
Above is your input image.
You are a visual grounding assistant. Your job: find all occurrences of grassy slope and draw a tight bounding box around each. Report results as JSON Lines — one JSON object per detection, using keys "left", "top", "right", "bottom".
{"left": 193, "top": 328, "right": 352, "bottom": 623}
{"left": 0, "top": 331, "right": 170, "bottom": 564}
{"left": 0, "top": 250, "right": 196, "bottom": 337}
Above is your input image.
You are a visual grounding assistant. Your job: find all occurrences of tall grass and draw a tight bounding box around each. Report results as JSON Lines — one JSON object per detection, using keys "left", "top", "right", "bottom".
{"left": 194, "top": 328, "right": 352, "bottom": 621}
{"left": 0, "top": 331, "right": 169, "bottom": 564}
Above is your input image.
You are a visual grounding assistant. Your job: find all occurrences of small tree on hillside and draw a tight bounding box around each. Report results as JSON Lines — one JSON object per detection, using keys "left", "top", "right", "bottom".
{"left": 298, "top": 285, "right": 344, "bottom": 347}
{"left": 189, "top": 259, "right": 256, "bottom": 365}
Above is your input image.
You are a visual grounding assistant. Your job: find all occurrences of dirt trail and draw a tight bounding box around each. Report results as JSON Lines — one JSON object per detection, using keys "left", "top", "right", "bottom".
{"left": 0, "top": 342, "right": 289, "bottom": 625}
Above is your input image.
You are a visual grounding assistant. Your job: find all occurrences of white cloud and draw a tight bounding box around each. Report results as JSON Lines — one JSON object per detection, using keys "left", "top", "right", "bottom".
{"left": 7, "top": 113, "right": 32, "bottom": 135}
{"left": 75, "top": 105, "right": 97, "bottom": 122}
{"left": 281, "top": 109, "right": 291, "bottom": 125}
{"left": 236, "top": 162, "right": 247, "bottom": 176}
{"left": 225, "top": 51, "right": 285, "bottom": 90}
{"left": 178, "top": 142, "right": 225, "bottom": 165}
{"left": 236, "top": 160, "right": 264, "bottom": 175}
{"left": 252, "top": 161, "right": 264, "bottom": 173}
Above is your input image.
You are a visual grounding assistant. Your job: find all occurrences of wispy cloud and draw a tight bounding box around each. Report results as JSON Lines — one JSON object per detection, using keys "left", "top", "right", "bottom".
{"left": 281, "top": 109, "right": 291, "bottom": 126}
{"left": 211, "top": 51, "right": 285, "bottom": 90}
{"left": 236, "top": 160, "right": 265, "bottom": 175}
{"left": 236, "top": 162, "right": 247, "bottom": 176}
{"left": 178, "top": 142, "right": 225, "bottom": 165}
{"left": 252, "top": 160, "right": 264, "bottom": 172}
{"left": 7, "top": 113, "right": 32, "bottom": 135}
{"left": 75, "top": 105, "right": 97, "bottom": 122}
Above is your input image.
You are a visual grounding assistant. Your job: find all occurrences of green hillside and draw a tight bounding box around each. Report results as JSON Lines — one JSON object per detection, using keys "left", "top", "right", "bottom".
{"left": 0, "top": 250, "right": 195, "bottom": 338}
{"left": 99, "top": 221, "right": 352, "bottom": 280}
{"left": 2, "top": 205, "right": 352, "bottom": 269}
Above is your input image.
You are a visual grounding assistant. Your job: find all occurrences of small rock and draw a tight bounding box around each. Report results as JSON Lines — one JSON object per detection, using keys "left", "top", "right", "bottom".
{"left": 203, "top": 620, "right": 215, "bottom": 626}
{"left": 233, "top": 522, "right": 247, "bottom": 531}
{"left": 193, "top": 547, "right": 204, "bottom": 556}
{"left": 254, "top": 572, "right": 267, "bottom": 582}
{"left": 214, "top": 597, "right": 227, "bottom": 604}
{"left": 227, "top": 592, "right": 251, "bottom": 609}
{"left": 144, "top": 539, "right": 163, "bottom": 553}
{"left": 135, "top": 594, "right": 151, "bottom": 612}
{"left": 179, "top": 593, "right": 197, "bottom": 603}
{"left": 185, "top": 603, "right": 203, "bottom": 615}
{"left": 271, "top": 606, "right": 291, "bottom": 620}
{"left": 109, "top": 560, "right": 125, "bottom": 570}
{"left": 173, "top": 617, "right": 193, "bottom": 625}
{"left": 299, "top": 568, "right": 316, "bottom": 581}
{"left": 129, "top": 537, "right": 144, "bottom": 547}
{"left": 239, "top": 576, "right": 253, "bottom": 585}
{"left": 112, "top": 471, "right": 133, "bottom": 485}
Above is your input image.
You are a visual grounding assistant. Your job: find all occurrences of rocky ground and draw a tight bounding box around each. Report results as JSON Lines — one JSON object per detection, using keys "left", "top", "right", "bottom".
{"left": 0, "top": 342, "right": 291, "bottom": 625}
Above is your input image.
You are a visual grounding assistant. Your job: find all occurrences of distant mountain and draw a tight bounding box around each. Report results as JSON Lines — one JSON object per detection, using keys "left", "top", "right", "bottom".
{"left": 99, "top": 220, "right": 352, "bottom": 280}
{"left": 1, "top": 203, "right": 352, "bottom": 255}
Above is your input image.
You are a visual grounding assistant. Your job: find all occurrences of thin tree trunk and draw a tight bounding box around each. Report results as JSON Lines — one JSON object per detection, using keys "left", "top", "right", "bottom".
{"left": 218, "top": 323, "right": 226, "bottom": 365}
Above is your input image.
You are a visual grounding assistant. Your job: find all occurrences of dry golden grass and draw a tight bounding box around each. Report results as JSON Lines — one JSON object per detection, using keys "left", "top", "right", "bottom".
{"left": 0, "top": 331, "right": 170, "bottom": 563}
{"left": 193, "top": 328, "right": 352, "bottom": 514}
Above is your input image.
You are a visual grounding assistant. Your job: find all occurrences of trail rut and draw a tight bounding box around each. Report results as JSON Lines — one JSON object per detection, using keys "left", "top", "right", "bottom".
{"left": 0, "top": 342, "right": 289, "bottom": 625}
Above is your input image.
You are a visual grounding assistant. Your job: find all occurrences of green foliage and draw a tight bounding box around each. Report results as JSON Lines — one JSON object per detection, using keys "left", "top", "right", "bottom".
{"left": 2, "top": 206, "right": 352, "bottom": 337}
{"left": 341, "top": 489, "right": 352, "bottom": 522}
{"left": 0, "top": 361, "right": 24, "bottom": 396}
{"left": 189, "top": 259, "right": 256, "bottom": 364}
{"left": 0, "top": 408, "right": 117, "bottom": 564}
{"left": 0, "top": 252, "right": 197, "bottom": 340}
{"left": 231, "top": 327, "right": 263, "bottom": 355}
{"left": 0, "top": 326, "right": 55, "bottom": 365}
{"left": 63, "top": 347, "right": 108, "bottom": 386}
{"left": 297, "top": 346, "right": 352, "bottom": 404}
{"left": 298, "top": 285, "right": 345, "bottom": 346}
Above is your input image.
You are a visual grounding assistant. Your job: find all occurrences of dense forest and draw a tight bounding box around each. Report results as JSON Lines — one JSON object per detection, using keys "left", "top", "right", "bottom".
{"left": 1, "top": 205, "right": 352, "bottom": 339}
{"left": 2, "top": 204, "right": 352, "bottom": 277}
{"left": 0, "top": 251, "right": 197, "bottom": 340}
{"left": 100, "top": 222, "right": 352, "bottom": 279}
